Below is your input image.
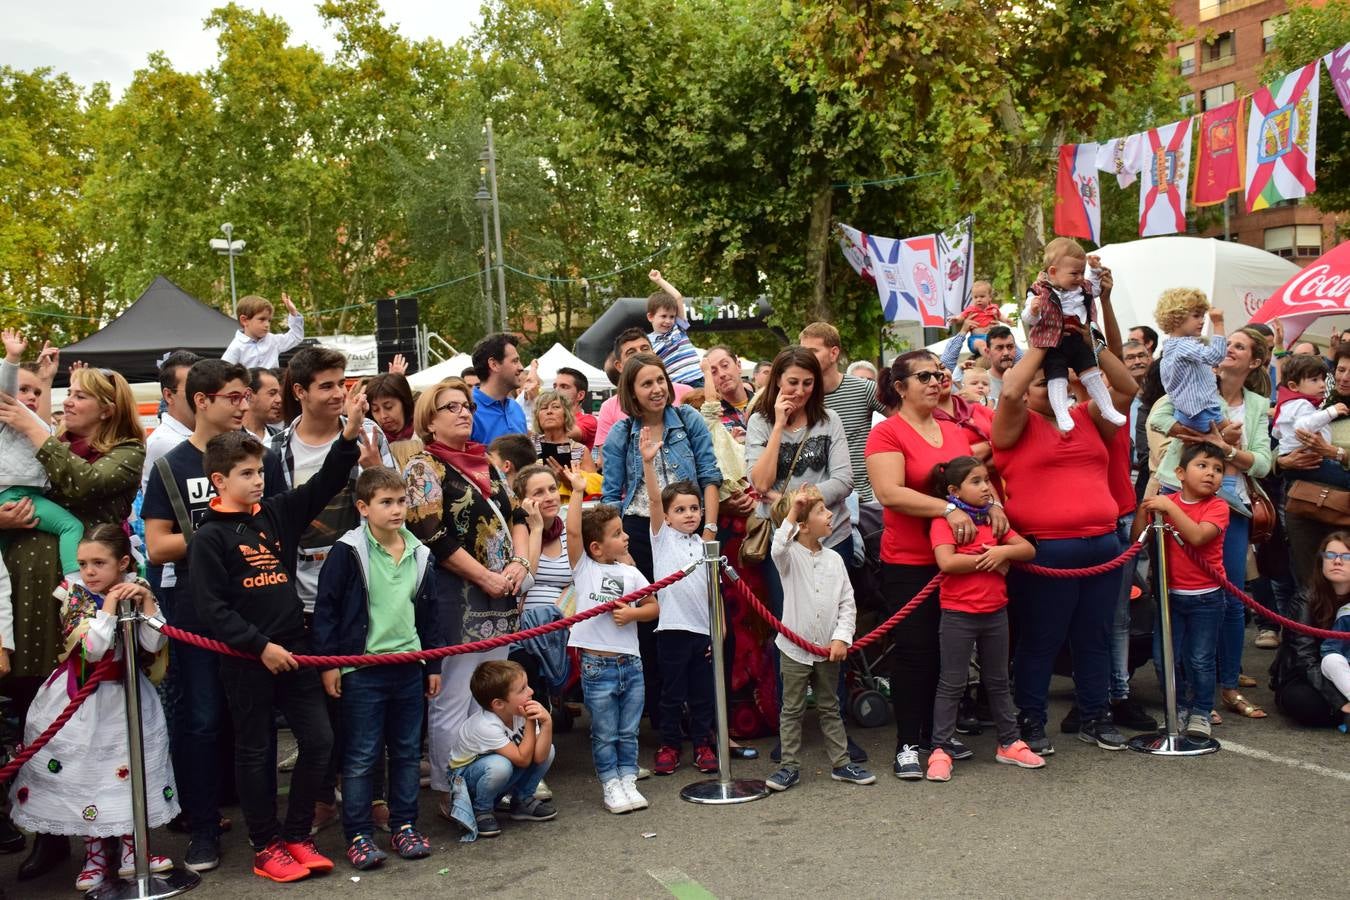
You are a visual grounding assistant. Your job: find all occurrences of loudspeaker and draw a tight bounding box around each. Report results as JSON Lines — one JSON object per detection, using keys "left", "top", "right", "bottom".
{"left": 376, "top": 296, "right": 420, "bottom": 374}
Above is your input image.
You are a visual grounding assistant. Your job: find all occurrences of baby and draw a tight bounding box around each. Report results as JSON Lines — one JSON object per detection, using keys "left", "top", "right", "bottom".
{"left": 951, "top": 281, "right": 1010, "bottom": 357}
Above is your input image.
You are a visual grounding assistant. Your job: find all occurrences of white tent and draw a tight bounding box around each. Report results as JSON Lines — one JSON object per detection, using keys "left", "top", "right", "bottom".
{"left": 535, "top": 343, "right": 610, "bottom": 391}
{"left": 407, "top": 353, "right": 474, "bottom": 390}
{"left": 1095, "top": 237, "right": 1300, "bottom": 336}
{"left": 924, "top": 326, "right": 1027, "bottom": 357}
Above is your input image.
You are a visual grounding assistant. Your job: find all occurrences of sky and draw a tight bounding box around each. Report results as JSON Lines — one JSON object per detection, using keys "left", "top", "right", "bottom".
{"left": 1, "top": 0, "right": 484, "bottom": 95}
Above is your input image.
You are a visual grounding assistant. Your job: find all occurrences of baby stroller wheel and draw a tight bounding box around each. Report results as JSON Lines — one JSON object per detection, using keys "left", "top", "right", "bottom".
{"left": 850, "top": 689, "right": 890, "bottom": 729}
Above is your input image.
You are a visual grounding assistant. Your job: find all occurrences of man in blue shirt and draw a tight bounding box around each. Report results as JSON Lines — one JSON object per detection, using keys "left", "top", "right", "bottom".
{"left": 470, "top": 332, "right": 527, "bottom": 444}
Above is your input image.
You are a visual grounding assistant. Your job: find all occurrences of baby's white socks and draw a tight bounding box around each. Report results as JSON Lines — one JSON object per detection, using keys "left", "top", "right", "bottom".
{"left": 1082, "top": 369, "right": 1127, "bottom": 426}
{"left": 1048, "top": 377, "right": 1075, "bottom": 431}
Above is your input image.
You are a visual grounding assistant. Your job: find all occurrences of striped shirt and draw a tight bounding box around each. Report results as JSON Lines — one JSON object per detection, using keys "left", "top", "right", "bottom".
{"left": 822, "top": 374, "right": 887, "bottom": 504}
{"left": 1160, "top": 335, "right": 1227, "bottom": 417}
{"left": 650, "top": 319, "right": 703, "bottom": 386}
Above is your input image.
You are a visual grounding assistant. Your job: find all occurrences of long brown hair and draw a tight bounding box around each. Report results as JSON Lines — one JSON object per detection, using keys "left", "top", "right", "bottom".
{"left": 749, "top": 346, "right": 826, "bottom": 428}
{"left": 1308, "top": 531, "right": 1350, "bottom": 629}
{"left": 617, "top": 352, "right": 675, "bottom": 420}
{"left": 66, "top": 368, "right": 146, "bottom": 453}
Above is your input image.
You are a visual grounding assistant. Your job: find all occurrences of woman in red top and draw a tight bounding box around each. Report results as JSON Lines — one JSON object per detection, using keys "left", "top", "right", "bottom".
{"left": 991, "top": 340, "right": 1138, "bottom": 756}
{"left": 865, "top": 351, "right": 1004, "bottom": 779}
{"left": 929, "top": 351, "right": 994, "bottom": 463}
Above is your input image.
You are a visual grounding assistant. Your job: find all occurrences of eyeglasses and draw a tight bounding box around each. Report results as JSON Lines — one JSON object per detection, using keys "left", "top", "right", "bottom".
{"left": 1322, "top": 551, "right": 1350, "bottom": 563}
{"left": 904, "top": 370, "right": 951, "bottom": 385}
{"left": 436, "top": 400, "right": 475, "bottom": 415}
{"left": 205, "top": 391, "right": 254, "bottom": 407}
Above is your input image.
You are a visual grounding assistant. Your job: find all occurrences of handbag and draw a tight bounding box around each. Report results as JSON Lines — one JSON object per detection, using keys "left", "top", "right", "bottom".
{"left": 739, "top": 435, "right": 809, "bottom": 567}
{"left": 1246, "top": 477, "right": 1276, "bottom": 544}
{"left": 1285, "top": 479, "right": 1350, "bottom": 527}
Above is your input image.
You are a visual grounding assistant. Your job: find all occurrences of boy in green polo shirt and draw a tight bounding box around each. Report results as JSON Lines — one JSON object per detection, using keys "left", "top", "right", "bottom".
{"left": 313, "top": 467, "right": 443, "bottom": 870}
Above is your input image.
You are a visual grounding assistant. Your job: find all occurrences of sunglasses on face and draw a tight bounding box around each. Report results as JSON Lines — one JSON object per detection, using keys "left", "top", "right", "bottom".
{"left": 905, "top": 370, "right": 950, "bottom": 385}
{"left": 1322, "top": 551, "right": 1350, "bottom": 563}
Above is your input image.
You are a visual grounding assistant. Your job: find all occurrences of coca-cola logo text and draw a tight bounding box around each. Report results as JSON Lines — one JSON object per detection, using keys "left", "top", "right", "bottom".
{"left": 1274, "top": 264, "right": 1350, "bottom": 311}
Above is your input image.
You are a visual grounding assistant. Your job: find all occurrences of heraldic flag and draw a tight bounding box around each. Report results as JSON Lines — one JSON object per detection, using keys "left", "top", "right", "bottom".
{"left": 837, "top": 223, "right": 874, "bottom": 283}
{"left": 1193, "top": 99, "right": 1244, "bottom": 207}
{"left": 1139, "top": 118, "right": 1193, "bottom": 237}
{"left": 1324, "top": 42, "right": 1350, "bottom": 122}
{"left": 1054, "top": 143, "right": 1101, "bottom": 245}
{"left": 1245, "top": 60, "right": 1320, "bottom": 213}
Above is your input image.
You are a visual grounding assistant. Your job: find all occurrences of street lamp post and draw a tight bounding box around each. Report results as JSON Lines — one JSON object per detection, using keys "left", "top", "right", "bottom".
{"left": 475, "top": 173, "right": 495, "bottom": 333}
{"left": 208, "top": 223, "right": 246, "bottom": 317}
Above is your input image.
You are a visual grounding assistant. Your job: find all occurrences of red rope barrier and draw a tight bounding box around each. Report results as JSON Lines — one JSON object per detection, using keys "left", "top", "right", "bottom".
{"left": 159, "top": 566, "right": 694, "bottom": 668}
{"left": 1178, "top": 543, "right": 1350, "bottom": 641}
{"left": 0, "top": 659, "right": 117, "bottom": 783}
{"left": 1015, "top": 540, "right": 1145, "bottom": 578}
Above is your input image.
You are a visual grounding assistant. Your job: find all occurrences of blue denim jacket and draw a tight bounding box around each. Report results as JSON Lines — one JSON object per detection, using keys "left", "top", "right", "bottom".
{"left": 601, "top": 404, "right": 723, "bottom": 510}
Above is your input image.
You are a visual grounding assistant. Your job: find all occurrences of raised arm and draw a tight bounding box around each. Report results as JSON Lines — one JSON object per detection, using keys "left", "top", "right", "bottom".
{"left": 991, "top": 345, "right": 1047, "bottom": 450}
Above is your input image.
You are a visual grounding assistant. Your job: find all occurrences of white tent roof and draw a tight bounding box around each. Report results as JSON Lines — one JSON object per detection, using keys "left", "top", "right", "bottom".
{"left": 407, "top": 353, "right": 474, "bottom": 390}
{"left": 1095, "top": 237, "right": 1300, "bottom": 336}
{"left": 535, "top": 343, "right": 610, "bottom": 390}
{"left": 924, "top": 326, "right": 1027, "bottom": 357}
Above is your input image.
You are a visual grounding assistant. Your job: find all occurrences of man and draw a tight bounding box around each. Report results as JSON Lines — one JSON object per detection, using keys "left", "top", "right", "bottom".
{"left": 983, "top": 326, "right": 1019, "bottom": 406}
{"left": 143, "top": 359, "right": 288, "bottom": 872}
{"left": 592, "top": 328, "right": 693, "bottom": 450}
{"left": 702, "top": 346, "right": 752, "bottom": 435}
{"left": 1128, "top": 325, "right": 1158, "bottom": 357}
{"left": 243, "top": 367, "right": 283, "bottom": 443}
{"left": 847, "top": 361, "right": 877, "bottom": 381}
{"left": 553, "top": 366, "right": 598, "bottom": 449}
{"left": 142, "top": 350, "right": 201, "bottom": 490}
{"left": 460, "top": 366, "right": 480, "bottom": 389}
{"left": 469, "top": 333, "right": 527, "bottom": 445}
{"left": 752, "top": 360, "right": 772, "bottom": 391}
{"left": 798, "top": 323, "right": 888, "bottom": 507}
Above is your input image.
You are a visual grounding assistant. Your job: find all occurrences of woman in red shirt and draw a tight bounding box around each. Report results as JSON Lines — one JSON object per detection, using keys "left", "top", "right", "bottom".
{"left": 991, "top": 342, "right": 1138, "bottom": 756}
{"left": 865, "top": 351, "right": 1005, "bottom": 780}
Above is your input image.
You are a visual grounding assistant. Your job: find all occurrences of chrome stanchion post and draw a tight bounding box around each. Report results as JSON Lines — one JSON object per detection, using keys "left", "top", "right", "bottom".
{"left": 1127, "top": 515, "right": 1219, "bottom": 756}
{"left": 89, "top": 599, "right": 199, "bottom": 899}
{"left": 681, "top": 541, "right": 768, "bottom": 804}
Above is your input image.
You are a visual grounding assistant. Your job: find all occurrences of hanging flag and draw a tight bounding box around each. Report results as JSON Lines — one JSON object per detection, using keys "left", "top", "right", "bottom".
{"left": 1245, "top": 60, "right": 1320, "bottom": 212}
{"left": 1139, "top": 117, "right": 1193, "bottom": 236}
{"left": 1192, "top": 99, "right": 1245, "bottom": 207}
{"left": 866, "top": 227, "right": 963, "bottom": 327}
{"left": 1095, "top": 134, "right": 1147, "bottom": 188}
{"left": 836, "top": 224, "right": 874, "bottom": 283}
{"left": 1324, "top": 42, "right": 1350, "bottom": 122}
{"left": 938, "top": 215, "right": 975, "bottom": 320}
{"left": 1054, "top": 143, "right": 1102, "bottom": 246}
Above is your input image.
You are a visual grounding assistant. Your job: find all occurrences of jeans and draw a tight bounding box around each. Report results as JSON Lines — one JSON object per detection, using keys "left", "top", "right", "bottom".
{"left": 1216, "top": 503, "right": 1251, "bottom": 690}
{"left": 933, "top": 609, "right": 1018, "bottom": 747}
{"left": 580, "top": 652, "right": 645, "bottom": 783}
{"left": 778, "top": 656, "right": 847, "bottom": 770}
{"left": 1174, "top": 405, "right": 1225, "bottom": 434}
{"left": 429, "top": 646, "right": 509, "bottom": 793}
{"left": 1110, "top": 518, "right": 1136, "bottom": 702}
{"left": 656, "top": 630, "right": 715, "bottom": 748}
{"left": 339, "top": 664, "right": 425, "bottom": 840}
{"left": 456, "top": 747, "right": 555, "bottom": 815}
{"left": 220, "top": 658, "right": 333, "bottom": 848}
{"left": 1154, "top": 589, "right": 1224, "bottom": 718}
{"left": 621, "top": 515, "right": 661, "bottom": 726}
{"left": 881, "top": 562, "right": 942, "bottom": 748}
{"left": 1009, "top": 532, "right": 1122, "bottom": 727}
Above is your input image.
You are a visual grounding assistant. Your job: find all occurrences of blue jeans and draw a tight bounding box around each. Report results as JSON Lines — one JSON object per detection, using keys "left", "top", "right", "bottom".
{"left": 1174, "top": 405, "right": 1224, "bottom": 434}
{"left": 456, "top": 747, "right": 555, "bottom": 815}
{"left": 1009, "top": 532, "right": 1123, "bottom": 727}
{"left": 1217, "top": 491, "right": 1251, "bottom": 690}
{"left": 1154, "top": 588, "right": 1224, "bottom": 717}
{"left": 339, "top": 663, "right": 425, "bottom": 840}
{"left": 580, "top": 652, "right": 645, "bottom": 783}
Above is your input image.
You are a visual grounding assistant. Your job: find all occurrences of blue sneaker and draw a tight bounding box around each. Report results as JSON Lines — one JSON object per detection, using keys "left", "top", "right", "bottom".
{"left": 765, "top": 767, "right": 800, "bottom": 792}
{"left": 830, "top": 763, "right": 876, "bottom": 785}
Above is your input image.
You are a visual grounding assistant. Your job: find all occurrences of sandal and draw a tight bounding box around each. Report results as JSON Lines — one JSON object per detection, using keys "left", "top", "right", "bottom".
{"left": 1222, "top": 692, "right": 1268, "bottom": 719}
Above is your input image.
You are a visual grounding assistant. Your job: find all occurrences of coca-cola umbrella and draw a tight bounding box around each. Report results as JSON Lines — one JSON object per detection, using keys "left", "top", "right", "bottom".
{"left": 1249, "top": 240, "right": 1350, "bottom": 341}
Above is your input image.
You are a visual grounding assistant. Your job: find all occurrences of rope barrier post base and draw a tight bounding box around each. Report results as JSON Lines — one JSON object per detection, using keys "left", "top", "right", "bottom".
{"left": 1126, "top": 516, "right": 1219, "bottom": 758}
{"left": 89, "top": 600, "right": 200, "bottom": 900}
{"left": 681, "top": 541, "right": 768, "bottom": 806}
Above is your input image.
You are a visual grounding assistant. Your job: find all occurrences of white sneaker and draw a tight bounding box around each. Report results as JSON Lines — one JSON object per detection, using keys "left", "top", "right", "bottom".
{"left": 602, "top": 779, "right": 632, "bottom": 814}
{"left": 534, "top": 779, "right": 552, "bottom": 801}
{"left": 620, "top": 774, "right": 649, "bottom": 810}
{"left": 636, "top": 766, "right": 652, "bottom": 780}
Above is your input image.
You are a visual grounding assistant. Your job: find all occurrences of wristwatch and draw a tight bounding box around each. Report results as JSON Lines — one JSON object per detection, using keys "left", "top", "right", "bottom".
{"left": 702, "top": 523, "right": 718, "bottom": 534}
{"left": 942, "top": 502, "right": 958, "bottom": 518}
{"left": 1224, "top": 445, "right": 1239, "bottom": 462}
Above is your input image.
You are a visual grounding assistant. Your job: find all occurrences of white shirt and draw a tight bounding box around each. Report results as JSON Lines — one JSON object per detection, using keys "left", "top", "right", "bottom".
{"left": 769, "top": 520, "right": 856, "bottom": 665}
{"left": 448, "top": 708, "right": 526, "bottom": 770}
{"left": 289, "top": 432, "right": 334, "bottom": 610}
{"left": 651, "top": 525, "right": 709, "bottom": 635}
{"left": 568, "top": 555, "right": 649, "bottom": 655}
{"left": 221, "top": 314, "right": 306, "bottom": 368}
{"left": 141, "top": 413, "right": 193, "bottom": 492}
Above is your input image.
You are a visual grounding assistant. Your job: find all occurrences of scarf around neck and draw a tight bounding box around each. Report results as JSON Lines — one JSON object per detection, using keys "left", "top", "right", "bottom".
{"left": 61, "top": 431, "right": 103, "bottom": 462}
{"left": 1275, "top": 385, "right": 1323, "bottom": 424}
{"left": 950, "top": 496, "right": 992, "bottom": 525}
{"left": 425, "top": 440, "right": 493, "bottom": 498}
{"left": 383, "top": 421, "right": 415, "bottom": 444}
{"left": 934, "top": 395, "right": 990, "bottom": 443}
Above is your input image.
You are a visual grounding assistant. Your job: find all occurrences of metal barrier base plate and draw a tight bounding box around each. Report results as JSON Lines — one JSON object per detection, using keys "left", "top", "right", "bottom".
{"left": 1126, "top": 731, "right": 1221, "bottom": 756}
{"left": 680, "top": 778, "right": 770, "bottom": 804}
{"left": 88, "top": 866, "right": 201, "bottom": 900}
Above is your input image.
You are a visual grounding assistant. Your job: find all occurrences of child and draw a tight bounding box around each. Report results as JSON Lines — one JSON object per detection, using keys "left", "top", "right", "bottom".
{"left": 958, "top": 368, "right": 992, "bottom": 406}
{"left": 223, "top": 292, "right": 306, "bottom": 368}
{"left": 924, "top": 458, "right": 1042, "bottom": 782}
{"left": 1272, "top": 355, "right": 1350, "bottom": 488}
{"left": 646, "top": 268, "right": 703, "bottom": 388}
{"left": 1023, "top": 239, "right": 1126, "bottom": 432}
{"left": 639, "top": 426, "right": 716, "bottom": 776}
{"left": 9, "top": 526, "right": 178, "bottom": 891}
{"left": 312, "top": 466, "right": 442, "bottom": 870}
{"left": 188, "top": 387, "right": 368, "bottom": 883}
{"left": 0, "top": 329, "right": 83, "bottom": 576}
{"left": 951, "top": 280, "right": 1010, "bottom": 356}
{"left": 765, "top": 486, "right": 874, "bottom": 791}
{"left": 1138, "top": 443, "right": 1231, "bottom": 739}
{"left": 564, "top": 464, "right": 659, "bottom": 813}
{"left": 1308, "top": 533, "right": 1350, "bottom": 720}
{"left": 1155, "top": 287, "right": 1227, "bottom": 435}
{"left": 487, "top": 433, "right": 537, "bottom": 498}
{"left": 448, "top": 660, "right": 556, "bottom": 840}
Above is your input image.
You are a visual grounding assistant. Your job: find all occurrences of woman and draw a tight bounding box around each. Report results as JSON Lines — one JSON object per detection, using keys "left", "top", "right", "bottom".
{"left": 865, "top": 351, "right": 982, "bottom": 778}
{"left": 1282, "top": 343, "right": 1350, "bottom": 588}
{"left": 364, "top": 372, "right": 422, "bottom": 471}
{"left": 929, "top": 352, "right": 993, "bottom": 462}
{"left": 403, "top": 378, "right": 528, "bottom": 810}
{"left": 1147, "top": 327, "right": 1273, "bottom": 721}
{"left": 992, "top": 344, "right": 1136, "bottom": 755}
{"left": 530, "top": 389, "right": 594, "bottom": 498}
{"left": 0, "top": 365, "right": 145, "bottom": 878}
{"left": 507, "top": 464, "right": 573, "bottom": 716}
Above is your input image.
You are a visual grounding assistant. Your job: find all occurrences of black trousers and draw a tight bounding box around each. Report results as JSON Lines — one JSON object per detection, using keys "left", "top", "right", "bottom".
{"left": 881, "top": 563, "right": 942, "bottom": 749}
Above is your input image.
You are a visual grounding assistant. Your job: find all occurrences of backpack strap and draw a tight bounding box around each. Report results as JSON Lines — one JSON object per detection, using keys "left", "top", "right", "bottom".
{"left": 154, "top": 455, "right": 196, "bottom": 542}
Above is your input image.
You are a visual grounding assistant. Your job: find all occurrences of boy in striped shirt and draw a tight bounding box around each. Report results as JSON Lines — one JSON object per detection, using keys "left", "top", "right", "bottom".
{"left": 646, "top": 269, "right": 704, "bottom": 388}
{"left": 1156, "top": 288, "right": 1226, "bottom": 435}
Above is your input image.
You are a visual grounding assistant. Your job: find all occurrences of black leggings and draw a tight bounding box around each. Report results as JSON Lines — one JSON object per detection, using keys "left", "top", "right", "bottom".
{"left": 882, "top": 562, "right": 941, "bottom": 749}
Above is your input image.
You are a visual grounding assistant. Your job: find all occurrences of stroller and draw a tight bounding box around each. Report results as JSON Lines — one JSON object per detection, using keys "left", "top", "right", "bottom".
{"left": 844, "top": 501, "right": 894, "bottom": 728}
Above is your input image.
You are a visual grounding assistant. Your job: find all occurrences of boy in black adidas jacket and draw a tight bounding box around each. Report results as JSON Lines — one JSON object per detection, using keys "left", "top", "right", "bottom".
{"left": 189, "top": 387, "right": 379, "bottom": 883}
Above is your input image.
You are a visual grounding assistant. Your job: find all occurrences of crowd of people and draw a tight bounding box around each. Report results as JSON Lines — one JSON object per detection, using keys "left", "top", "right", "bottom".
{"left": 1, "top": 253, "right": 1349, "bottom": 888}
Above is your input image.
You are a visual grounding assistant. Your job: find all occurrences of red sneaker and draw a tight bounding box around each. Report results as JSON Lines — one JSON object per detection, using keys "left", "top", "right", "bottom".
{"left": 653, "top": 745, "right": 680, "bottom": 775}
{"left": 694, "top": 745, "right": 718, "bottom": 774}
{"left": 253, "top": 840, "right": 310, "bottom": 883}
{"left": 283, "top": 838, "right": 334, "bottom": 873}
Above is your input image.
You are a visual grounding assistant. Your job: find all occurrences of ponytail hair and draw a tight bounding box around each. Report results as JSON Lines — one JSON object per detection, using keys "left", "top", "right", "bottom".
{"left": 878, "top": 350, "right": 936, "bottom": 408}
{"left": 929, "top": 455, "right": 984, "bottom": 498}
{"left": 81, "top": 523, "right": 134, "bottom": 572}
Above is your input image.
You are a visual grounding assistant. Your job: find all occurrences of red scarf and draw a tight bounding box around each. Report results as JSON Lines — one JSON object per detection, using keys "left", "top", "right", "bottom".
{"left": 1274, "top": 385, "right": 1323, "bottom": 425}
{"left": 383, "top": 421, "right": 415, "bottom": 444}
{"left": 934, "top": 395, "right": 990, "bottom": 444}
{"left": 60, "top": 432, "right": 103, "bottom": 462}
{"left": 542, "top": 516, "right": 564, "bottom": 543}
{"left": 425, "top": 440, "right": 493, "bottom": 498}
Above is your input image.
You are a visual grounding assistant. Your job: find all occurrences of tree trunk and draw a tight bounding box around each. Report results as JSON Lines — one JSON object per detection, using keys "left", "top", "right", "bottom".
{"left": 805, "top": 171, "right": 834, "bottom": 322}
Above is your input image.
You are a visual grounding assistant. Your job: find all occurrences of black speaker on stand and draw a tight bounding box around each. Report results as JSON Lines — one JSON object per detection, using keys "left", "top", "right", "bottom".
{"left": 376, "top": 296, "right": 420, "bottom": 375}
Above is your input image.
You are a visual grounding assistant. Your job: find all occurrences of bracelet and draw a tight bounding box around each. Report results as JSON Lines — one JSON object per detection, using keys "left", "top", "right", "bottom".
{"left": 509, "top": 555, "right": 531, "bottom": 573}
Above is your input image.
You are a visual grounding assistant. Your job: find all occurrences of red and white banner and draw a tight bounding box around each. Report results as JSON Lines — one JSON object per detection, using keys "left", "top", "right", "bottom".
{"left": 1054, "top": 143, "right": 1102, "bottom": 246}
{"left": 1249, "top": 240, "right": 1350, "bottom": 340}
{"left": 1138, "top": 118, "right": 1192, "bottom": 237}
{"left": 1245, "top": 61, "right": 1320, "bottom": 212}
{"left": 1192, "top": 99, "right": 1244, "bottom": 207}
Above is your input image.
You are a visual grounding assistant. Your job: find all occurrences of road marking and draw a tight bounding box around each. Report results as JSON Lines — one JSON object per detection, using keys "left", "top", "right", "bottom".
{"left": 1222, "top": 739, "right": 1350, "bottom": 783}
{"left": 649, "top": 867, "right": 718, "bottom": 900}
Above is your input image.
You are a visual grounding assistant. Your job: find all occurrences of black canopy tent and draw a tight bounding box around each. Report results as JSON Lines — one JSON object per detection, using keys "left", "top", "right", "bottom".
{"left": 59, "top": 276, "right": 239, "bottom": 385}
